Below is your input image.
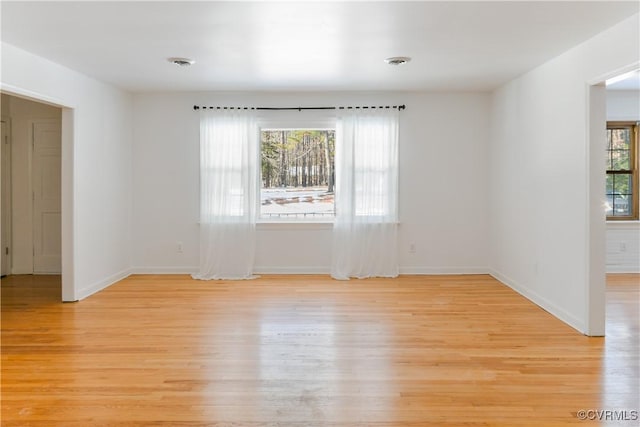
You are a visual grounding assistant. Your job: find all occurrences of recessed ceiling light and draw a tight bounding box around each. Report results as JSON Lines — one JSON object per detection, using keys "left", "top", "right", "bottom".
{"left": 384, "top": 56, "right": 411, "bottom": 66}
{"left": 167, "top": 57, "right": 195, "bottom": 67}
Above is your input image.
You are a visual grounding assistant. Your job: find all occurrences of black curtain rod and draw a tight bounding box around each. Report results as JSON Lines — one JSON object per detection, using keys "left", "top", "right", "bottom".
{"left": 193, "top": 105, "right": 405, "bottom": 111}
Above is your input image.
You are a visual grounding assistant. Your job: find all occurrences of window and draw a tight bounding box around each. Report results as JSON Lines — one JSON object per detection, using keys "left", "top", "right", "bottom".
{"left": 199, "top": 112, "right": 258, "bottom": 220}
{"left": 260, "top": 129, "right": 335, "bottom": 220}
{"left": 351, "top": 118, "right": 397, "bottom": 217}
{"left": 606, "top": 122, "right": 638, "bottom": 220}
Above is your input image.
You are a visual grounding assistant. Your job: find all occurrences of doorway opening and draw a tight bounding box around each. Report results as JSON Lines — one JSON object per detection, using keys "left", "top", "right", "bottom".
{"left": 587, "top": 65, "right": 640, "bottom": 336}
{"left": 0, "top": 94, "right": 63, "bottom": 289}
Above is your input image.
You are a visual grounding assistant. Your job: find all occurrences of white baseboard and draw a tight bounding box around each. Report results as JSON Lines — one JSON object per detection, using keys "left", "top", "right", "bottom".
{"left": 10, "top": 267, "right": 34, "bottom": 275}
{"left": 76, "top": 268, "right": 132, "bottom": 301}
{"left": 489, "top": 269, "right": 585, "bottom": 334}
{"left": 606, "top": 265, "right": 640, "bottom": 273}
{"left": 130, "top": 266, "right": 198, "bottom": 274}
{"left": 256, "top": 266, "right": 490, "bottom": 275}
{"left": 132, "top": 266, "right": 330, "bottom": 275}
{"left": 130, "top": 266, "right": 490, "bottom": 276}
{"left": 400, "top": 266, "right": 489, "bottom": 275}
{"left": 254, "top": 266, "right": 331, "bottom": 274}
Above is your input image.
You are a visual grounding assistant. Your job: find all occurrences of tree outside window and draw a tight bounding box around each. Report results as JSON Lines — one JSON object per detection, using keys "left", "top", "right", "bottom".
{"left": 260, "top": 129, "right": 335, "bottom": 220}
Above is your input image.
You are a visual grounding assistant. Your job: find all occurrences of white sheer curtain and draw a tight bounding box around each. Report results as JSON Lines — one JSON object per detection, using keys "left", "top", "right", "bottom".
{"left": 331, "top": 109, "right": 399, "bottom": 280}
{"left": 192, "top": 109, "right": 258, "bottom": 280}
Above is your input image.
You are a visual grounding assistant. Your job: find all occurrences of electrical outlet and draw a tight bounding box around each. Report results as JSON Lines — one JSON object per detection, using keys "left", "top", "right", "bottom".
{"left": 177, "top": 242, "right": 183, "bottom": 253}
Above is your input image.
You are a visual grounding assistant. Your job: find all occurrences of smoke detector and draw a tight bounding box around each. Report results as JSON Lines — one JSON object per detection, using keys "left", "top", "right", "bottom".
{"left": 167, "top": 57, "right": 195, "bottom": 67}
{"left": 384, "top": 56, "right": 411, "bottom": 66}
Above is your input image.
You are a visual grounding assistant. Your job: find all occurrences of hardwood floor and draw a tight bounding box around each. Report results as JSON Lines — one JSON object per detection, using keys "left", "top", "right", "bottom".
{"left": 1, "top": 274, "right": 638, "bottom": 426}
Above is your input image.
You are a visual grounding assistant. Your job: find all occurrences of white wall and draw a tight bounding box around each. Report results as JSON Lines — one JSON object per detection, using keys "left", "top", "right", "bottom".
{"left": 607, "top": 90, "right": 640, "bottom": 120}
{"left": 489, "top": 14, "right": 639, "bottom": 334}
{"left": 1, "top": 94, "right": 61, "bottom": 274}
{"left": 131, "top": 91, "right": 490, "bottom": 274}
{"left": 606, "top": 89, "right": 640, "bottom": 273}
{"left": 1, "top": 42, "right": 133, "bottom": 300}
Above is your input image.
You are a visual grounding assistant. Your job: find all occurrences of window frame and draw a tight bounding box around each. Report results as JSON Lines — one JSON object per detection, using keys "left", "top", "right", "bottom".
{"left": 257, "top": 115, "right": 337, "bottom": 223}
{"left": 606, "top": 121, "right": 639, "bottom": 221}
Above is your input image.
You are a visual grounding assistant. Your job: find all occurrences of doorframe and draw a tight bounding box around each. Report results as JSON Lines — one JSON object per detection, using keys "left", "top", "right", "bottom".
{"left": 585, "top": 61, "right": 640, "bottom": 336}
{"left": 0, "top": 84, "right": 76, "bottom": 301}
{"left": 1, "top": 116, "right": 12, "bottom": 276}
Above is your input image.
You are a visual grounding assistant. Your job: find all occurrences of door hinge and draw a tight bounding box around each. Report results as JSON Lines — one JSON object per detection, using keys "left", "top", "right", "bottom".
{"left": 5, "top": 247, "right": 8, "bottom": 255}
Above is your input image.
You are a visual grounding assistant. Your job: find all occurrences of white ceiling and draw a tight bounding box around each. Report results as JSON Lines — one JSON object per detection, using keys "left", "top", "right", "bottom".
{"left": 1, "top": 1, "right": 638, "bottom": 93}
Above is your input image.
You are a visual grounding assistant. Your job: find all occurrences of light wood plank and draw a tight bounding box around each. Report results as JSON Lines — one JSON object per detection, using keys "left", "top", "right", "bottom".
{"left": 1, "top": 273, "right": 638, "bottom": 426}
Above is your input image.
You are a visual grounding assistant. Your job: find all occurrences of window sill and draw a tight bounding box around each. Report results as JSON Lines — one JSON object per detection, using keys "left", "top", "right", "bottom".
{"left": 606, "top": 220, "right": 640, "bottom": 229}
{"left": 257, "top": 221, "right": 334, "bottom": 231}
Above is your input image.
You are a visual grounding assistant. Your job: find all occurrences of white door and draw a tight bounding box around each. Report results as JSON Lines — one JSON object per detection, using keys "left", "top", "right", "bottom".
{"left": 1, "top": 119, "right": 11, "bottom": 276}
{"left": 32, "top": 120, "right": 61, "bottom": 274}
